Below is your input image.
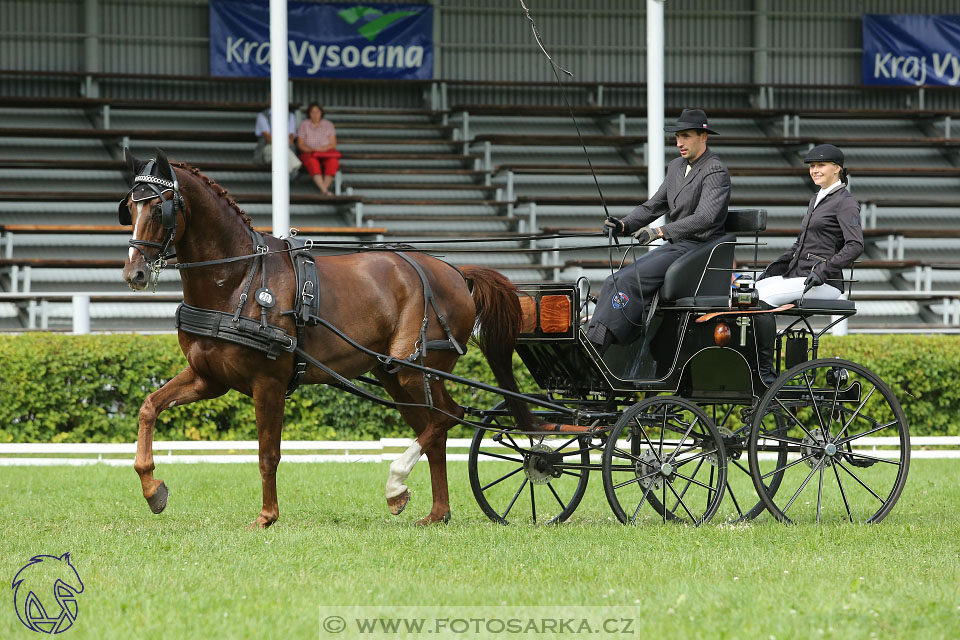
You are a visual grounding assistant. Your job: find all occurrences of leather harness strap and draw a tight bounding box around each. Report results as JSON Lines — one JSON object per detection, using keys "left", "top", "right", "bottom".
{"left": 392, "top": 250, "right": 466, "bottom": 362}
{"left": 281, "top": 235, "right": 322, "bottom": 397}
{"left": 175, "top": 240, "right": 464, "bottom": 400}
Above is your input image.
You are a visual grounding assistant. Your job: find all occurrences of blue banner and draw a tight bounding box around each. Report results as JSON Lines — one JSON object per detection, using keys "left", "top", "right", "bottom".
{"left": 210, "top": 0, "right": 433, "bottom": 79}
{"left": 862, "top": 14, "right": 960, "bottom": 87}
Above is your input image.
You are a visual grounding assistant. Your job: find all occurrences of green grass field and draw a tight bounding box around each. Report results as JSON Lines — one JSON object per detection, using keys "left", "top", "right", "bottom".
{"left": 3, "top": 459, "right": 959, "bottom": 639}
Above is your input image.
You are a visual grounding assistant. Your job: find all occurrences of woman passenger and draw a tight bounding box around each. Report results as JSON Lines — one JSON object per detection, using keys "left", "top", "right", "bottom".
{"left": 754, "top": 144, "right": 863, "bottom": 384}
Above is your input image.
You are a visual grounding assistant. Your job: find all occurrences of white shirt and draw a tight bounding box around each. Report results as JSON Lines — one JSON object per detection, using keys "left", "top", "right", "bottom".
{"left": 254, "top": 109, "right": 297, "bottom": 138}
{"left": 814, "top": 180, "right": 844, "bottom": 208}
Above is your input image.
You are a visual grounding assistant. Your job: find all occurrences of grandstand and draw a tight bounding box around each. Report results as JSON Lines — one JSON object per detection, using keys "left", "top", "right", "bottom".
{"left": 1, "top": 1, "right": 958, "bottom": 332}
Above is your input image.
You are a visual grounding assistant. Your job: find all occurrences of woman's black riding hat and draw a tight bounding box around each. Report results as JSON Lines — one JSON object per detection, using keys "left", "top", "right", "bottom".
{"left": 804, "top": 143, "right": 844, "bottom": 166}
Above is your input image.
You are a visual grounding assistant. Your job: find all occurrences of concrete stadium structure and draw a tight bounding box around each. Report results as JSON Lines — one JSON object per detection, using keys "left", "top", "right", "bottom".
{"left": 1, "top": 0, "right": 958, "bottom": 331}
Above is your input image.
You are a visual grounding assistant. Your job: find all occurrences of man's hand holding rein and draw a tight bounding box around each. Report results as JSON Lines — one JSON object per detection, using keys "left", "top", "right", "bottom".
{"left": 633, "top": 226, "right": 662, "bottom": 245}
{"left": 603, "top": 216, "right": 626, "bottom": 236}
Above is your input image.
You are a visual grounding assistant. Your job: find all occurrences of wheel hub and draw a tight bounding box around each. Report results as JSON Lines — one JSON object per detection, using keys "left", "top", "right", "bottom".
{"left": 635, "top": 449, "right": 665, "bottom": 491}
{"left": 523, "top": 443, "right": 556, "bottom": 485}
{"left": 801, "top": 428, "right": 835, "bottom": 468}
{"left": 706, "top": 426, "right": 734, "bottom": 466}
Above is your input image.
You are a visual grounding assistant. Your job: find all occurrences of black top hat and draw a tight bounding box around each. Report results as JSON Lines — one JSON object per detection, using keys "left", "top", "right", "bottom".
{"left": 664, "top": 109, "right": 718, "bottom": 135}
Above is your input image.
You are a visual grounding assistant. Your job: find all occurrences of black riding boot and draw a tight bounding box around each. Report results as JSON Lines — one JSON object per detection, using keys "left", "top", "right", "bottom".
{"left": 754, "top": 303, "right": 778, "bottom": 386}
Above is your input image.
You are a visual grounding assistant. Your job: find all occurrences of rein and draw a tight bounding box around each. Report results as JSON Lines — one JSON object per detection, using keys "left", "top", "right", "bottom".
{"left": 148, "top": 234, "right": 620, "bottom": 276}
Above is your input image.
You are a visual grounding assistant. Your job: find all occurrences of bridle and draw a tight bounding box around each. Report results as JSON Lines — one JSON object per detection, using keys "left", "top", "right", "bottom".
{"left": 118, "top": 159, "right": 185, "bottom": 278}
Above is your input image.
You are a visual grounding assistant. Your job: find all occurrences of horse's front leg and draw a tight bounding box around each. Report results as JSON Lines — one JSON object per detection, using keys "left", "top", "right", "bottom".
{"left": 135, "top": 366, "right": 225, "bottom": 513}
{"left": 251, "top": 378, "right": 287, "bottom": 529}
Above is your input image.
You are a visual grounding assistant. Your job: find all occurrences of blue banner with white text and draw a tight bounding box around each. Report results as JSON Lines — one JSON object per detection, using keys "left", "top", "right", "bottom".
{"left": 862, "top": 14, "right": 960, "bottom": 86}
{"left": 209, "top": 0, "right": 433, "bottom": 79}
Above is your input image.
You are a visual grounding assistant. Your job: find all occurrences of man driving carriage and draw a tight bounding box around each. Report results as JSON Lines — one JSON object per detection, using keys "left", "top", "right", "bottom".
{"left": 587, "top": 108, "right": 731, "bottom": 355}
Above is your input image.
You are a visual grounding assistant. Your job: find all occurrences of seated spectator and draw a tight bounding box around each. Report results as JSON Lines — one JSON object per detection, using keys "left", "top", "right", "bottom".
{"left": 253, "top": 106, "right": 302, "bottom": 177}
{"left": 296, "top": 102, "right": 341, "bottom": 196}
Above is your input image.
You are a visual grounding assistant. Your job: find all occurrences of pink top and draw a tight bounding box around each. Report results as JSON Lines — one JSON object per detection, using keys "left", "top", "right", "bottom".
{"left": 297, "top": 118, "right": 336, "bottom": 150}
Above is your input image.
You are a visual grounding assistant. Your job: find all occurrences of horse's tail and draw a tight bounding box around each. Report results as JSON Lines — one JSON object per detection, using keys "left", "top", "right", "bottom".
{"left": 460, "top": 265, "right": 534, "bottom": 430}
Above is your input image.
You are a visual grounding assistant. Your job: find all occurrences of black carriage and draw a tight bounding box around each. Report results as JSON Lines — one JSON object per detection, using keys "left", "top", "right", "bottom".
{"left": 467, "top": 209, "right": 910, "bottom": 526}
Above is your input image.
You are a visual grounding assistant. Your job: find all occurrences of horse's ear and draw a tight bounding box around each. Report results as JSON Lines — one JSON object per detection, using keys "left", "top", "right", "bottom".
{"left": 124, "top": 148, "right": 146, "bottom": 176}
{"left": 154, "top": 147, "right": 174, "bottom": 181}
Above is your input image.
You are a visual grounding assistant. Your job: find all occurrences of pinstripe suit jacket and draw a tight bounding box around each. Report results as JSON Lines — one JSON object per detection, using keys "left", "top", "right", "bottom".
{"left": 620, "top": 148, "right": 731, "bottom": 243}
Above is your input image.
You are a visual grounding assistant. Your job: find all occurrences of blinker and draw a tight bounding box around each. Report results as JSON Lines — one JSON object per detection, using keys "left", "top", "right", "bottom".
{"left": 161, "top": 199, "right": 176, "bottom": 230}
{"left": 118, "top": 198, "right": 132, "bottom": 225}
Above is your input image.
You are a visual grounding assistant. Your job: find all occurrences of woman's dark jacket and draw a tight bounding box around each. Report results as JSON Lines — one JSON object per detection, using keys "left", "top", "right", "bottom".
{"left": 765, "top": 185, "right": 863, "bottom": 292}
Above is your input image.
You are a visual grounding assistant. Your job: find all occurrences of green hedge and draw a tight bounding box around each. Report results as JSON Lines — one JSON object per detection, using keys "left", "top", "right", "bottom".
{"left": 0, "top": 333, "right": 957, "bottom": 442}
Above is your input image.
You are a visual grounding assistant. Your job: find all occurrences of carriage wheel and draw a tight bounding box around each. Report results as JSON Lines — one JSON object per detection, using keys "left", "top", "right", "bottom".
{"left": 468, "top": 401, "right": 591, "bottom": 525}
{"left": 702, "top": 403, "right": 788, "bottom": 522}
{"left": 748, "top": 358, "right": 910, "bottom": 524}
{"left": 602, "top": 396, "right": 727, "bottom": 526}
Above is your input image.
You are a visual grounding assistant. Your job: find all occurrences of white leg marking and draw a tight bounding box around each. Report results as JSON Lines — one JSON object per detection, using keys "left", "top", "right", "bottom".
{"left": 386, "top": 441, "right": 422, "bottom": 499}
{"left": 128, "top": 202, "right": 144, "bottom": 262}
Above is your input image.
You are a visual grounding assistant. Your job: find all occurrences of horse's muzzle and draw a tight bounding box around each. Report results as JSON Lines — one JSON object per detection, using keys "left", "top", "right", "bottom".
{"left": 122, "top": 264, "right": 149, "bottom": 290}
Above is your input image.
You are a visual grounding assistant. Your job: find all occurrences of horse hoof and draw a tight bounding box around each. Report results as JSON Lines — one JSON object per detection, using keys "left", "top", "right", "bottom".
{"left": 387, "top": 490, "right": 410, "bottom": 515}
{"left": 250, "top": 517, "right": 275, "bottom": 530}
{"left": 415, "top": 511, "right": 451, "bottom": 526}
{"left": 147, "top": 482, "right": 169, "bottom": 514}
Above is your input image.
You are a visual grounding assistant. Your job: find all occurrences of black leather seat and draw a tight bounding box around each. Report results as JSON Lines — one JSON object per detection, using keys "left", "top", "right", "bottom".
{"left": 660, "top": 235, "right": 736, "bottom": 304}
{"left": 659, "top": 209, "right": 767, "bottom": 306}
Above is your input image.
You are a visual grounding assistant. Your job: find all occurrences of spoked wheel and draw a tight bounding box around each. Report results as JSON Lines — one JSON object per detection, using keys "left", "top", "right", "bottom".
{"left": 468, "top": 401, "right": 592, "bottom": 525}
{"left": 703, "top": 403, "right": 788, "bottom": 523}
{"left": 748, "top": 358, "right": 910, "bottom": 524}
{"left": 602, "top": 396, "right": 727, "bottom": 526}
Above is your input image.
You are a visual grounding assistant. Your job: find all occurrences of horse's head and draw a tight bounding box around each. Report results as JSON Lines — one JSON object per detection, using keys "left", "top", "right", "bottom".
{"left": 119, "top": 148, "right": 186, "bottom": 290}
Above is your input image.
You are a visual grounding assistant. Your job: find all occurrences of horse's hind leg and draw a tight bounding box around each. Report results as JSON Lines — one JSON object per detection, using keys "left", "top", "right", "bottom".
{"left": 417, "top": 383, "right": 463, "bottom": 525}
{"left": 375, "top": 370, "right": 463, "bottom": 524}
{"left": 135, "top": 366, "right": 225, "bottom": 513}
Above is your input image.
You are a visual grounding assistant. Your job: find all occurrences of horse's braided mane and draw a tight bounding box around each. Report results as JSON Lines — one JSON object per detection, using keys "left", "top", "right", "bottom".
{"left": 171, "top": 161, "right": 253, "bottom": 229}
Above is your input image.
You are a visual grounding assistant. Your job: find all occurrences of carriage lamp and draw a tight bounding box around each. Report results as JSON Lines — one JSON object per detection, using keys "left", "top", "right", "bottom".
{"left": 539, "top": 295, "right": 572, "bottom": 333}
{"left": 731, "top": 275, "right": 759, "bottom": 309}
{"left": 713, "top": 322, "right": 731, "bottom": 346}
{"left": 518, "top": 295, "right": 537, "bottom": 334}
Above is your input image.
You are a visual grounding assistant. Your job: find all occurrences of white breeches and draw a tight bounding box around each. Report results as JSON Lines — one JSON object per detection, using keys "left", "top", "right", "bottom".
{"left": 755, "top": 276, "right": 843, "bottom": 307}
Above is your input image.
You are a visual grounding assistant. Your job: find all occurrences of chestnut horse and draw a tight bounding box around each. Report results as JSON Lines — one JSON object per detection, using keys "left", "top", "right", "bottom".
{"left": 119, "top": 149, "right": 532, "bottom": 528}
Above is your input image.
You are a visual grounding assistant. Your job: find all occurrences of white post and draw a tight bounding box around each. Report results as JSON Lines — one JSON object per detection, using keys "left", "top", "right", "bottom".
{"left": 84, "top": 0, "right": 100, "bottom": 98}
{"left": 646, "top": 0, "right": 666, "bottom": 215}
{"left": 753, "top": 0, "right": 768, "bottom": 108}
{"left": 72, "top": 295, "right": 90, "bottom": 334}
{"left": 270, "top": 0, "right": 290, "bottom": 236}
